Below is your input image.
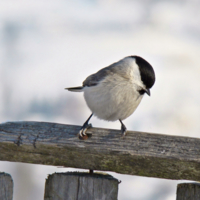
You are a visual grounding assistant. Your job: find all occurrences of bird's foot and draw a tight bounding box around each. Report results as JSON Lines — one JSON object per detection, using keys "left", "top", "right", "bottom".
{"left": 78, "top": 123, "right": 92, "bottom": 140}
{"left": 119, "top": 119, "right": 127, "bottom": 138}
{"left": 78, "top": 113, "right": 93, "bottom": 140}
{"left": 121, "top": 125, "right": 127, "bottom": 138}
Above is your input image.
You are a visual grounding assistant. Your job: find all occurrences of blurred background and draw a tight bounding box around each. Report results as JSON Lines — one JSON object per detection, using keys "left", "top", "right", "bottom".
{"left": 0, "top": 0, "right": 200, "bottom": 199}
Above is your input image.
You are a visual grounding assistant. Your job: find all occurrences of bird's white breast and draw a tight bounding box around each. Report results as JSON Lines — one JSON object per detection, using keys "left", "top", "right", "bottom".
{"left": 83, "top": 72, "right": 143, "bottom": 121}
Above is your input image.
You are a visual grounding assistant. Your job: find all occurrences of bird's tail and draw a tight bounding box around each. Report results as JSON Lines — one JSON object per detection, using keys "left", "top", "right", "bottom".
{"left": 65, "top": 86, "right": 84, "bottom": 92}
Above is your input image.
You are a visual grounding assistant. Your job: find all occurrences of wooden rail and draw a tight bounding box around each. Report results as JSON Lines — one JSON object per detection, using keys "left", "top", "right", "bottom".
{"left": 0, "top": 121, "right": 200, "bottom": 181}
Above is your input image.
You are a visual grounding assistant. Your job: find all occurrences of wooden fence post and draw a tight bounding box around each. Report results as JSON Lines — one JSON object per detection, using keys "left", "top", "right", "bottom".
{"left": 176, "top": 182, "right": 200, "bottom": 200}
{"left": 0, "top": 173, "right": 13, "bottom": 200}
{"left": 44, "top": 172, "right": 119, "bottom": 200}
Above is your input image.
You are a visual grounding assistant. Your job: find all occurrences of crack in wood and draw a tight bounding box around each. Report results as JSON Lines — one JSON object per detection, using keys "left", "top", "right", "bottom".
{"left": 14, "top": 134, "right": 23, "bottom": 146}
{"left": 33, "top": 133, "right": 40, "bottom": 149}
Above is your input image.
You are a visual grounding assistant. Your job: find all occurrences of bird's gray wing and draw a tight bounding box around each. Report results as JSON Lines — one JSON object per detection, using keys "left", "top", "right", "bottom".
{"left": 83, "top": 62, "right": 118, "bottom": 87}
{"left": 66, "top": 61, "right": 123, "bottom": 91}
{"left": 66, "top": 64, "right": 116, "bottom": 91}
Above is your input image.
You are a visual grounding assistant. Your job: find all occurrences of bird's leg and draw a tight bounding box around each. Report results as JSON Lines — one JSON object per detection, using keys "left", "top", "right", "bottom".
{"left": 79, "top": 113, "right": 93, "bottom": 140}
{"left": 119, "top": 119, "right": 127, "bottom": 137}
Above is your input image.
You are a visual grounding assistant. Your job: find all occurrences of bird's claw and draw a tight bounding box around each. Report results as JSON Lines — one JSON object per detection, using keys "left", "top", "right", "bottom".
{"left": 78, "top": 123, "right": 92, "bottom": 140}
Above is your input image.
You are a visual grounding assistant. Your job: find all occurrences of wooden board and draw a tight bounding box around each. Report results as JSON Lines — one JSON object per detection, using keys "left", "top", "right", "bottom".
{"left": 0, "top": 121, "right": 200, "bottom": 181}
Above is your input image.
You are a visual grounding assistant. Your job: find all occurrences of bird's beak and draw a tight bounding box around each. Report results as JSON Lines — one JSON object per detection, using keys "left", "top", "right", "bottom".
{"left": 145, "top": 88, "right": 151, "bottom": 96}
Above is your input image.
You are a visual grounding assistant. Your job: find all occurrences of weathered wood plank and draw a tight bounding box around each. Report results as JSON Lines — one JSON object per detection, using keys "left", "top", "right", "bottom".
{"left": 44, "top": 172, "right": 119, "bottom": 200}
{"left": 176, "top": 183, "right": 200, "bottom": 200}
{"left": 0, "top": 173, "right": 13, "bottom": 200}
{"left": 0, "top": 121, "right": 200, "bottom": 181}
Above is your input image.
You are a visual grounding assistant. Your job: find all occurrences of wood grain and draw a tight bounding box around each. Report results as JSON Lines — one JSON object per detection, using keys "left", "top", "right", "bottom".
{"left": 44, "top": 172, "right": 118, "bottom": 200}
{"left": 0, "top": 121, "right": 200, "bottom": 181}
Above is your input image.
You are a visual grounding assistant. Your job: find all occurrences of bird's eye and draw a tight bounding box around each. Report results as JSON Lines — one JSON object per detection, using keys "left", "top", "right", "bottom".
{"left": 138, "top": 89, "right": 145, "bottom": 95}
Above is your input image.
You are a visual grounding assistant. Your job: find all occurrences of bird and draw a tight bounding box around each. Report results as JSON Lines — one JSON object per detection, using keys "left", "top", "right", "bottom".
{"left": 66, "top": 55, "right": 155, "bottom": 140}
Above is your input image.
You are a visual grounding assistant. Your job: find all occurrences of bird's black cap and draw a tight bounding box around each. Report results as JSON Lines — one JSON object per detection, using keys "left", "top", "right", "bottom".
{"left": 130, "top": 55, "right": 155, "bottom": 89}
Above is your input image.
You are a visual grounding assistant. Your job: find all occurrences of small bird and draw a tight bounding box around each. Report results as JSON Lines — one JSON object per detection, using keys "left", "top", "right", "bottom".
{"left": 66, "top": 55, "right": 155, "bottom": 139}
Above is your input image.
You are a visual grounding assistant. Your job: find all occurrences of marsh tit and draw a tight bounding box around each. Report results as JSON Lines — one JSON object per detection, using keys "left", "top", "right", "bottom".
{"left": 66, "top": 55, "right": 155, "bottom": 139}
